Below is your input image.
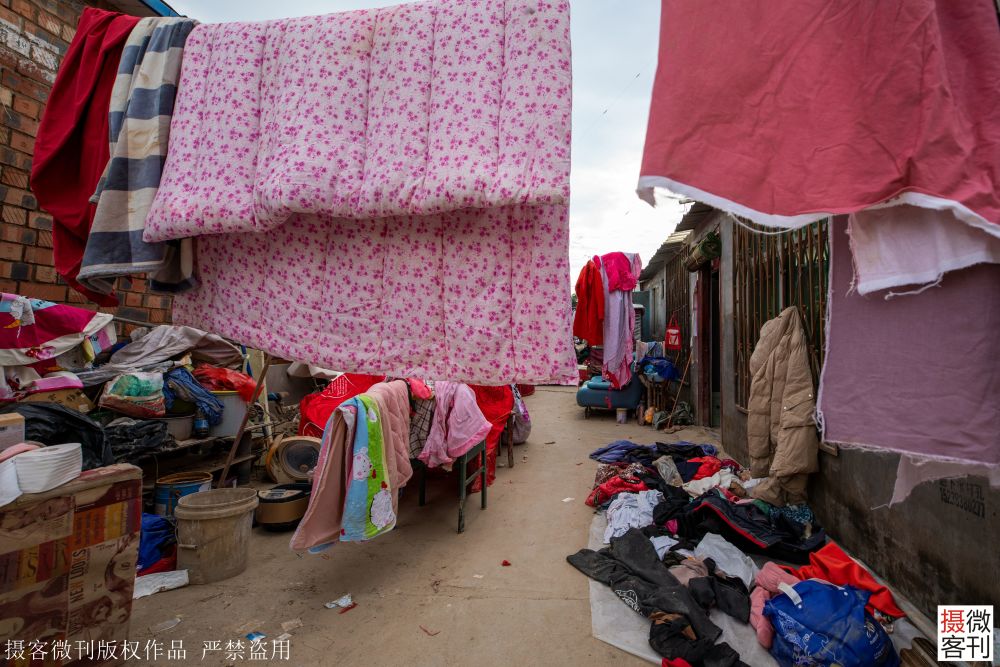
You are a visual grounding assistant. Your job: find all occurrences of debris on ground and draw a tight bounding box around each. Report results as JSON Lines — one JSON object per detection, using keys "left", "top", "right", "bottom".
{"left": 501, "top": 560, "right": 512, "bottom": 566}
{"left": 149, "top": 618, "right": 181, "bottom": 634}
{"left": 324, "top": 594, "right": 353, "bottom": 609}
{"left": 245, "top": 632, "right": 265, "bottom": 641}
{"left": 544, "top": 441, "right": 555, "bottom": 445}
{"left": 562, "top": 497, "right": 574, "bottom": 502}
{"left": 275, "top": 633, "right": 292, "bottom": 642}
{"left": 338, "top": 602, "right": 358, "bottom": 614}
{"left": 281, "top": 618, "right": 303, "bottom": 632}
{"left": 419, "top": 625, "right": 441, "bottom": 636}
{"left": 133, "top": 570, "right": 189, "bottom": 599}
{"left": 472, "top": 574, "right": 484, "bottom": 579}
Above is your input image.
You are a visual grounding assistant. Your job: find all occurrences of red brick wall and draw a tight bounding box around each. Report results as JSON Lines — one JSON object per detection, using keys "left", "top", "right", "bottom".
{"left": 0, "top": 0, "right": 171, "bottom": 326}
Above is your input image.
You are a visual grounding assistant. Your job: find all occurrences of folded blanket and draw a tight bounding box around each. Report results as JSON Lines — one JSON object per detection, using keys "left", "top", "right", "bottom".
{"left": 79, "top": 17, "right": 198, "bottom": 295}
{"left": 146, "top": 0, "right": 576, "bottom": 384}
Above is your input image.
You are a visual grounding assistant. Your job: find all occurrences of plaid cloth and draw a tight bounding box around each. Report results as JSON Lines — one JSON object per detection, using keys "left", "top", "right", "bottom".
{"left": 79, "top": 17, "right": 198, "bottom": 295}
{"left": 409, "top": 398, "right": 435, "bottom": 459}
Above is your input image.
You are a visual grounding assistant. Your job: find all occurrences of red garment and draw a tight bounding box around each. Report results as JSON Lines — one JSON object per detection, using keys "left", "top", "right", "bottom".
{"left": 662, "top": 659, "right": 693, "bottom": 667}
{"left": 467, "top": 384, "right": 513, "bottom": 492}
{"left": 688, "top": 456, "right": 722, "bottom": 481}
{"left": 298, "top": 373, "right": 386, "bottom": 437}
{"left": 572, "top": 260, "right": 604, "bottom": 345}
{"left": 598, "top": 252, "right": 638, "bottom": 292}
{"left": 31, "top": 8, "right": 140, "bottom": 305}
{"left": 781, "top": 542, "right": 906, "bottom": 618}
{"left": 406, "top": 378, "right": 433, "bottom": 400}
{"left": 639, "top": 1, "right": 1000, "bottom": 236}
{"left": 585, "top": 476, "right": 648, "bottom": 508}
{"left": 516, "top": 384, "right": 535, "bottom": 397}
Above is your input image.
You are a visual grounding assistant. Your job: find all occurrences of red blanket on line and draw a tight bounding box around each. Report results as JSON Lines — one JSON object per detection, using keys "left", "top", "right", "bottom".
{"left": 31, "top": 8, "right": 140, "bottom": 305}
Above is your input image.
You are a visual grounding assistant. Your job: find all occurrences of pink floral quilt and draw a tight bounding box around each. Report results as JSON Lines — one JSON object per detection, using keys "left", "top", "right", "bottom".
{"left": 145, "top": 0, "right": 575, "bottom": 384}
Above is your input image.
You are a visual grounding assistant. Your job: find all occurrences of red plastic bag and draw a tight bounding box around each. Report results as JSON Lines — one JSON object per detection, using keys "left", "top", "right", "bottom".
{"left": 193, "top": 366, "right": 257, "bottom": 402}
{"left": 665, "top": 314, "right": 682, "bottom": 351}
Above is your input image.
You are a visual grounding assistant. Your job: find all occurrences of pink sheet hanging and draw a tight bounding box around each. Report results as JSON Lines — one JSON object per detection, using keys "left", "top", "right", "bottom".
{"left": 147, "top": 0, "right": 575, "bottom": 385}
{"left": 639, "top": 0, "right": 1000, "bottom": 293}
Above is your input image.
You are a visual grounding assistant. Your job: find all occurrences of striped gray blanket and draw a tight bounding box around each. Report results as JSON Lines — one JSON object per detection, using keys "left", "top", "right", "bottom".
{"left": 79, "top": 16, "right": 197, "bottom": 296}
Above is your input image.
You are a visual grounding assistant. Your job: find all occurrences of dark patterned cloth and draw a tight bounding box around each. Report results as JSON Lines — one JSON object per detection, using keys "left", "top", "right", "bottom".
{"left": 409, "top": 397, "right": 435, "bottom": 458}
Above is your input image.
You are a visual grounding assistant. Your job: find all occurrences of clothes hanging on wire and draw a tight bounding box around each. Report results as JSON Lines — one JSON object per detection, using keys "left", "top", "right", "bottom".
{"left": 78, "top": 16, "right": 198, "bottom": 296}
{"left": 573, "top": 259, "right": 605, "bottom": 346}
{"left": 31, "top": 8, "right": 141, "bottom": 305}
{"left": 599, "top": 252, "right": 642, "bottom": 389}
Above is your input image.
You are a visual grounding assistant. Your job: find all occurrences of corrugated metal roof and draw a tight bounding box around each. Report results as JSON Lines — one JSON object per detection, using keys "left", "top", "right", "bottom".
{"left": 674, "top": 201, "right": 715, "bottom": 232}
{"left": 638, "top": 229, "right": 691, "bottom": 282}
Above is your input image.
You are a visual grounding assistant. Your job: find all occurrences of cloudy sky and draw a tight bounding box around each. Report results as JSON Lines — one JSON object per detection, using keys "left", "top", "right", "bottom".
{"left": 166, "top": 0, "right": 685, "bottom": 284}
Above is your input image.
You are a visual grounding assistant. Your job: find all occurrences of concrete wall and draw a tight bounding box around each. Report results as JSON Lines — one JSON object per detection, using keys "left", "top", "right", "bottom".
{"left": 0, "top": 0, "right": 171, "bottom": 324}
{"left": 810, "top": 448, "right": 999, "bottom": 610}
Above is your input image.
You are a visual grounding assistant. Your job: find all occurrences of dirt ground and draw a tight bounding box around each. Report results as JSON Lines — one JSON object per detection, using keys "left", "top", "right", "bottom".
{"left": 130, "top": 386, "right": 722, "bottom": 666}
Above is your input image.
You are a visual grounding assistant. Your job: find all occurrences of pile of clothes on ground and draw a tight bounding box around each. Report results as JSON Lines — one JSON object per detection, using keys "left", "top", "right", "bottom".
{"left": 569, "top": 439, "right": 906, "bottom": 667}
{"left": 0, "top": 293, "right": 255, "bottom": 469}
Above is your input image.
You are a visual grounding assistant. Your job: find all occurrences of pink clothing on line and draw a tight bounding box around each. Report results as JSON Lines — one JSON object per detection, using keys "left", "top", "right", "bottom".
{"left": 601, "top": 252, "right": 642, "bottom": 389}
{"left": 290, "top": 404, "right": 356, "bottom": 551}
{"left": 596, "top": 252, "right": 639, "bottom": 292}
{"left": 366, "top": 380, "right": 414, "bottom": 515}
{"left": 418, "top": 381, "right": 492, "bottom": 469}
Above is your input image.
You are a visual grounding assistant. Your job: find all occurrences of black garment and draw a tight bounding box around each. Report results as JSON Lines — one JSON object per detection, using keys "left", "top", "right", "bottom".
{"left": 105, "top": 418, "right": 171, "bottom": 462}
{"left": 652, "top": 485, "right": 693, "bottom": 525}
{"left": 674, "top": 458, "right": 701, "bottom": 483}
{"left": 1, "top": 402, "right": 111, "bottom": 469}
{"left": 567, "top": 529, "right": 720, "bottom": 647}
{"left": 688, "top": 576, "right": 751, "bottom": 623}
{"left": 678, "top": 492, "right": 826, "bottom": 564}
{"left": 648, "top": 621, "right": 748, "bottom": 667}
{"left": 654, "top": 442, "right": 710, "bottom": 459}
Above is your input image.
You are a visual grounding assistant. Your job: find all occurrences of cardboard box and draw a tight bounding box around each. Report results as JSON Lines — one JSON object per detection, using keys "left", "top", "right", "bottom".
{"left": 0, "top": 464, "right": 142, "bottom": 667}
{"left": 22, "top": 389, "right": 95, "bottom": 414}
{"left": 0, "top": 413, "right": 25, "bottom": 451}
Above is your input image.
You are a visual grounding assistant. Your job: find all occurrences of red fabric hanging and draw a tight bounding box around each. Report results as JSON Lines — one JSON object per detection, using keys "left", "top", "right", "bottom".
{"left": 31, "top": 8, "right": 140, "bottom": 305}
{"left": 780, "top": 542, "right": 906, "bottom": 618}
{"left": 467, "top": 384, "right": 513, "bottom": 492}
{"left": 572, "top": 260, "right": 604, "bottom": 346}
{"left": 639, "top": 0, "right": 1000, "bottom": 237}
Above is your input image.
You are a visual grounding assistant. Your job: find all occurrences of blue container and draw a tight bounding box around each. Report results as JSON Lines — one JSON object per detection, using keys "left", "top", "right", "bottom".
{"left": 154, "top": 472, "right": 212, "bottom": 516}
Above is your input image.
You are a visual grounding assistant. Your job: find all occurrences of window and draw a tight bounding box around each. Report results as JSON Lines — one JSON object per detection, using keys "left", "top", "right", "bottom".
{"left": 733, "top": 218, "right": 829, "bottom": 409}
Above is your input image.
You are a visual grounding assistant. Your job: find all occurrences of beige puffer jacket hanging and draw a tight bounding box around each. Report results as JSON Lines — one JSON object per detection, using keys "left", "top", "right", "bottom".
{"left": 746, "top": 307, "right": 819, "bottom": 507}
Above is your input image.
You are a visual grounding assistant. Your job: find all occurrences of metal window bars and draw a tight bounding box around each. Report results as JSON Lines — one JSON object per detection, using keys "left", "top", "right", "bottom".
{"left": 732, "top": 218, "right": 829, "bottom": 409}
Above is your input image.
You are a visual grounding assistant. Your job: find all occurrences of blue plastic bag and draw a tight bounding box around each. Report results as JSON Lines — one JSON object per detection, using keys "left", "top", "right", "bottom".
{"left": 764, "top": 580, "right": 900, "bottom": 667}
{"left": 138, "top": 513, "right": 176, "bottom": 571}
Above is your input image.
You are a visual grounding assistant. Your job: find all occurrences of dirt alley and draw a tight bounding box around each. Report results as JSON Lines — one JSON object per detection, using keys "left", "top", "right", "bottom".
{"left": 131, "top": 385, "right": 722, "bottom": 666}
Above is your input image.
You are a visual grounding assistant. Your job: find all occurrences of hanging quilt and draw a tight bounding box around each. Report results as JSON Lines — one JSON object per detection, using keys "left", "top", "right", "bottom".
{"left": 145, "top": 0, "right": 575, "bottom": 384}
